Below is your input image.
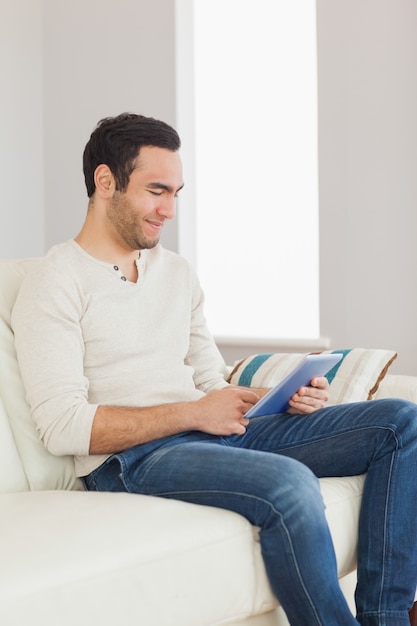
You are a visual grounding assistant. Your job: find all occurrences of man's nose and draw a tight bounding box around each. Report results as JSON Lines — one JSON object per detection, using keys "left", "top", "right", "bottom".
{"left": 158, "top": 195, "right": 177, "bottom": 219}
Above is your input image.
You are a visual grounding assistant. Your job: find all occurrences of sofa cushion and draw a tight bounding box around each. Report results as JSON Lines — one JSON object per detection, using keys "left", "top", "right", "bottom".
{"left": 228, "top": 349, "right": 397, "bottom": 406}
{"left": 0, "top": 397, "right": 28, "bottom": 492}
{"left": 375, "top": 374, "right": 417, "bottom": 402}
{"left": 0, "top": 258, "right": 82, "bottom": 492}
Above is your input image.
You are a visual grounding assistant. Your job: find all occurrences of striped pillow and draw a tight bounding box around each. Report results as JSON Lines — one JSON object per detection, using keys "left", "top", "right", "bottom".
{"left": 227, "top": 349, "right": 397, "bottom": 405}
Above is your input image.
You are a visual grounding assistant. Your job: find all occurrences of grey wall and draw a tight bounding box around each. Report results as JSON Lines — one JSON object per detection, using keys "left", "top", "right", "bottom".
{"left": 42, "top": 0, "right": 179, "bottom": 252}
{"left": 317, "top": 0, "right": 417, "bottom": 374}
{"left": 0, "top": 0, "right": 44, "bottom": 257}
{"left": 2, "top": 0, "right": 417, "bottom": 374}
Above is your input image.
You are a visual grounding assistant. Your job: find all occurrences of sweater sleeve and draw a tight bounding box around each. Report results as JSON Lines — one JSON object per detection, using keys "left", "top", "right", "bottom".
{"left": 12, "top": 266, "right": 97, "bottom": 457}
{"left": 186, "top": 268, "right": 230, "bottom": 393}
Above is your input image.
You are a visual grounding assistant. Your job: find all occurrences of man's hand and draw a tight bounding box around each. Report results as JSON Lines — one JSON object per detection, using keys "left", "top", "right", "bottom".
{"left": 287, "top": 376, "right": 330, "bottom": 415}
{"left": 195, "top": 386, "right": 260, "bottom": 436}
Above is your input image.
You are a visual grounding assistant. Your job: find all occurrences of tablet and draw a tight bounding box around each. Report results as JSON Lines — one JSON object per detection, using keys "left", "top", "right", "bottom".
{"left": 245, "top": 353, "right": 343, "bottom": 418}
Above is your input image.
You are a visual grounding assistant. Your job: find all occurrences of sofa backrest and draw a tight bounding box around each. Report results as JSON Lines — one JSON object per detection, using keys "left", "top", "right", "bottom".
{"left": 0, "top": 258, "right": 83, "bottom": 493}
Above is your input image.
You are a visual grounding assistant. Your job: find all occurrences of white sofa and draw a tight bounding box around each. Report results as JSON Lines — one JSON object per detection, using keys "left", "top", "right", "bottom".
{"left": 1, "top": 258, "right": 417, "bottom": 626}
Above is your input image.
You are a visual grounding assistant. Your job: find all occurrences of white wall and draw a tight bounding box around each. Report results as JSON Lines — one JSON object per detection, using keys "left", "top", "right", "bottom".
{"left": 2, "top": 0, "right": 417, "bottom": 374}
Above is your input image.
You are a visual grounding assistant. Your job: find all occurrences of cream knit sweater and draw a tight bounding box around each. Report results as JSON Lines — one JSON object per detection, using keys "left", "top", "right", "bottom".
{"left": 12, "top": 240, "right": 229, "bottom": 476}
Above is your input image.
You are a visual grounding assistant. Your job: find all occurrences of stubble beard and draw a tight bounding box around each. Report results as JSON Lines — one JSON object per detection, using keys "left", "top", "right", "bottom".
{"left": 107, "top": 194, "right": 160, "bottom": 251}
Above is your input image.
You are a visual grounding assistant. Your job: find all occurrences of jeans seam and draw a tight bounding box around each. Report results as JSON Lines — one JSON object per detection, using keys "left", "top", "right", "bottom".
{"left": 378, "top": 443, "right": 398, "bottom": 612}
{"left": 266, "top": 425, "right": 401, "bottom": 455}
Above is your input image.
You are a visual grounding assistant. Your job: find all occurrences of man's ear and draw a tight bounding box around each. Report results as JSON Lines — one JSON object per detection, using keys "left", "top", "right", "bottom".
{"left": 94, "top": 164, "right": 115, "bottom": 198}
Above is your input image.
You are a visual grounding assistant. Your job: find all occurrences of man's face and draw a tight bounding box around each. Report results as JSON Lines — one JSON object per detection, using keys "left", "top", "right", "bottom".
{"left": 106, "top": 146, "right": 184, "bottom": 251}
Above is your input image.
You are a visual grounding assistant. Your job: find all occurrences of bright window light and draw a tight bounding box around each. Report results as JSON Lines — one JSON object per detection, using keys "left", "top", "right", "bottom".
{"left": 180, "top": 0, "right": 319, "bottom": 341}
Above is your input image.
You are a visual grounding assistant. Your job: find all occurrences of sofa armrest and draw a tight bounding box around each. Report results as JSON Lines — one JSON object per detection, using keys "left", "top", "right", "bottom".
{"left": 373, "top": 374, "right": 417, "bottom": 402}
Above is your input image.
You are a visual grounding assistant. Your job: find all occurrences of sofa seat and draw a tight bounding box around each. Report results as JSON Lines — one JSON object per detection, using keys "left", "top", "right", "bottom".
{"left": 0, "top": 490, "right": 276, "bottom": 626}
{"left": 0, "top": 475, "right": 364, "bottom": 626}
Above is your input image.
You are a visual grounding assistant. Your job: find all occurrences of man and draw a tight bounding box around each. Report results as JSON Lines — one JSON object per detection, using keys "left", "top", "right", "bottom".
{"left": 12, "top": 113, "right": 417, "bottom": 626}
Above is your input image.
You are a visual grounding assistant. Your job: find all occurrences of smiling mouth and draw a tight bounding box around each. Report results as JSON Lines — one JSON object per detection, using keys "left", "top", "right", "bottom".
{"left": 146, "top": 220, "right": 164, "bottom": 230}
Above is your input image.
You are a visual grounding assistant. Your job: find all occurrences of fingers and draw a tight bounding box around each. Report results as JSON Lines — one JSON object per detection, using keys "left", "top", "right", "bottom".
{"left": 232, "top": 388, "right": 260, "bottom": 415}
{"left": 237, "top": 388, "right": 261, "bottom": 404}
{"left": 288, "top": 381, "right": 329, "bottom": 414}
{"left": 310, "top": 376, "right": 330, "bottom": 390}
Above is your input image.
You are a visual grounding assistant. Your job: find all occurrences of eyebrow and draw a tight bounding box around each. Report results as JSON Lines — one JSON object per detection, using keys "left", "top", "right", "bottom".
{"left": 147, "top": 182, "right": 184, "bottom": 194}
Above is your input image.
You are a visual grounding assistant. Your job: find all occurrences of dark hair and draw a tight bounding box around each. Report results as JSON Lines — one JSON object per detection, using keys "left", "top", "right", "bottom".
{"left": 82, "top": 113, "right": 181, "bottom": 197}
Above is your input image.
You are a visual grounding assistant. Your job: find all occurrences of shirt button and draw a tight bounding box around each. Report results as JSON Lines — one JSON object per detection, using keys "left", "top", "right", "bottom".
{"left": 113, "top": 265, "right": 119, "bottom": 271}
{"left": 121, "top": 276, "right": 127, "bottom": 281}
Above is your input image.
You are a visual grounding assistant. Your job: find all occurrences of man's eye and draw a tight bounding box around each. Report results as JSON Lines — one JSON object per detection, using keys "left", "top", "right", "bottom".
{"left": 148, "top": 190, "right": 162, "bottom": 196}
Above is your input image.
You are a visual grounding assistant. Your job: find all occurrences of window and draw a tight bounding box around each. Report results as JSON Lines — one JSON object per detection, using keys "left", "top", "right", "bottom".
{"left": 176, "top": 0, "right": 319, "bottom": 342}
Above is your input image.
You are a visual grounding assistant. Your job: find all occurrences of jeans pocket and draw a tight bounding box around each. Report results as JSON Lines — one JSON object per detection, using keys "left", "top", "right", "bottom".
{"left": 83, "top": 455, "right": 128, "bottom": 492}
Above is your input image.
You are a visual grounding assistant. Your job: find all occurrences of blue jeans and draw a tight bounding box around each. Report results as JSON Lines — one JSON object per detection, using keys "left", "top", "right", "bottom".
{"left": 83, "top": 399, "right": 417, "bottom": 626}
